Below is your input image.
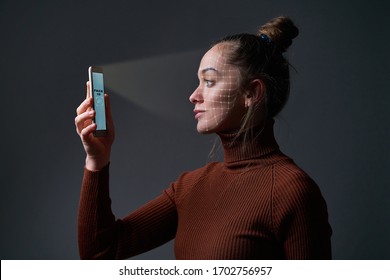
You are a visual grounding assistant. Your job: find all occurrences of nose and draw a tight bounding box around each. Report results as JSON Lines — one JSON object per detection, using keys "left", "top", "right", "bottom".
{"left": 189, "top": 86, "right": 203, "bottom": 104}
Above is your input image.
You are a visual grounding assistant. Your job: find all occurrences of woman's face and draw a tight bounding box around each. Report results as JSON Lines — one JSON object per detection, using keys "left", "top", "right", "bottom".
{"left": 189, "top": 44, "right": 246, "bottom": 134}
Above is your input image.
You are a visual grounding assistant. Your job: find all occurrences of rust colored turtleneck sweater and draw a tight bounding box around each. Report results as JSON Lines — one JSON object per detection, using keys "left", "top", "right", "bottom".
{"left": 78, "top": 123, "right": 332, "bottom": 259}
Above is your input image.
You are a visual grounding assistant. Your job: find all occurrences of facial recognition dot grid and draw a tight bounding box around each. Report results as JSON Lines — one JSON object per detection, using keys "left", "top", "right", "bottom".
{"left": 195, "top": 45, "right": 241, "bottom": 132}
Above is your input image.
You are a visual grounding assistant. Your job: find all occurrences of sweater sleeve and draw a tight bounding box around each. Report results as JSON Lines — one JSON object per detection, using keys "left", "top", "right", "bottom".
{"left": 78, "top": 165, "right": 178, "bottom": 259}
{"left": 272, "top": 167, "right": 332, "bottom": 259}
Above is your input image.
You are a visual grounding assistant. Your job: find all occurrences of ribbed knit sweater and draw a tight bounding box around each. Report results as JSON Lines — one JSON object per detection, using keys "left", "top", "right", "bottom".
{"left": 78, "top": 123, "right": 332, "bottom": 259}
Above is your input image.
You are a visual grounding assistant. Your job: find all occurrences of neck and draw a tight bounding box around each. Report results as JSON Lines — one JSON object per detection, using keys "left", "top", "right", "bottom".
{"left": 217, "top": 120, "right": 279, "bottom": 163}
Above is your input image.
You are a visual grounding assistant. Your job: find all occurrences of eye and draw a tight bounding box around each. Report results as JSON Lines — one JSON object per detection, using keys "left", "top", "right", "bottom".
{"left": 204, "top": 79, "right": 215, "bottom": 88}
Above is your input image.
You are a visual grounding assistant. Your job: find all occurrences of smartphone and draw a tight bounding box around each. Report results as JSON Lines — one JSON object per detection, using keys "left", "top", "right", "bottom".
{"left": 88, "top": 66, "right": 107, "bottom": 137}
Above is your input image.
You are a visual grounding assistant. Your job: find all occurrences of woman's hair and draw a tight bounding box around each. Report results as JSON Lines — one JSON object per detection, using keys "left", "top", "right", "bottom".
{"left": 212, "top": 16, "right": 299, "bottom": 131}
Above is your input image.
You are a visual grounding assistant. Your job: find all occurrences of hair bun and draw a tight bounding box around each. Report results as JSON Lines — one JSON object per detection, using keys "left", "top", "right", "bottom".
{"left": 259, "top": 16, "right": 299, "bottom": 52}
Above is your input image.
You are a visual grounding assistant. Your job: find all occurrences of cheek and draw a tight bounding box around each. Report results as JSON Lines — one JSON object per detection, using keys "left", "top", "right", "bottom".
{"left": 214, "top": 91, "right": 235, "bottom": 113}
{"left": 206, "top": 88, "right": 240, "bottom": 122}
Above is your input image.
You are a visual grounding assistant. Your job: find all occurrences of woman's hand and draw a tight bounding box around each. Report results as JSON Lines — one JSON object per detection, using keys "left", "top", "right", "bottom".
{"left": 75, "top": 82, "right": 115, "bottom": 171}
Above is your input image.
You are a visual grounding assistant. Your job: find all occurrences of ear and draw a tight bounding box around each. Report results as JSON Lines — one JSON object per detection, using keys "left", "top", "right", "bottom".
{"left": 244, "top": 79, "right": 265, "bottom": 108}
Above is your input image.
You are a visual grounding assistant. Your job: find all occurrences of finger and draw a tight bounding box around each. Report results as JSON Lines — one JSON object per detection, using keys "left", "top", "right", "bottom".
{"left": 76, "top": 97, "right": 93, "bottom": 115}
{"left": 86, "top": 81, "right": 91, "bottom": 99}
{"left": 80, "top": 122, "right": 97, "bottom": 142}
{"left": 75, "top": 110, "right": 95, "bottom": 134}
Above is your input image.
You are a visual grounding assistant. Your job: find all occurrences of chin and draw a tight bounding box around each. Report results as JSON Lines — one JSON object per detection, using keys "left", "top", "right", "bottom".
{"left": 197, "top": 128, "right": 214, "bottom": 135}
{"left": 196, "top": 124, "right": 217, "bottom": 134}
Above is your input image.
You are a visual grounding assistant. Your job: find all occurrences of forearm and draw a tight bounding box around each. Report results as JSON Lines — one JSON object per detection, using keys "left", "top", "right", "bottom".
{"left": 77, "top": 165, "right": 178, "bottom": 260}
{"left": 78, "top": 164, "right": 117, "bottom": 259}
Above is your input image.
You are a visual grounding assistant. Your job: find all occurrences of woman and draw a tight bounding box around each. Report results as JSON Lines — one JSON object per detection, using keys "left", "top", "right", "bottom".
{"left": 75, "top": 16, "right": 332, "bottom": 259}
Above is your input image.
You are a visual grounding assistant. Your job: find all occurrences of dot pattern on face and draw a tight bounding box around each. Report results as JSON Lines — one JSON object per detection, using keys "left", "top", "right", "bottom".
{"left": 195, "top": 46, "right": 242, "bottom": 133}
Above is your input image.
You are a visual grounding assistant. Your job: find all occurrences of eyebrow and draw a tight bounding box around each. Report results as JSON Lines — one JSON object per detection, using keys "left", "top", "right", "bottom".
{"left": 201, "top": 67, "right": 219, "bottom": 74}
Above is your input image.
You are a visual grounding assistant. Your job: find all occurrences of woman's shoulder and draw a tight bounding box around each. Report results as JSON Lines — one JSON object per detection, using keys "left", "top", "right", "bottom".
{"left": 272, "top": 156, "right": 323, "bottom": 202}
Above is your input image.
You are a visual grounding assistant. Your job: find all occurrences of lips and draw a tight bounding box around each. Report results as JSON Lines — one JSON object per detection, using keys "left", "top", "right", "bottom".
{"left": 194, "top": 109, "right": 205, "bottom": 119}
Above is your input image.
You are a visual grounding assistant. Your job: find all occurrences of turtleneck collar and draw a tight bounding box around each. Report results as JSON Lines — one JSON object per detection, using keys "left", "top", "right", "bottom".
{"left": 217, "top": 120, "right": 280, "bottom": 165}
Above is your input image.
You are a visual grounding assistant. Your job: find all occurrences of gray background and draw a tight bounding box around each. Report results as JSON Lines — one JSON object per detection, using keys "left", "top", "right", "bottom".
{"left": 0, "top": 0, "right": 389, "bottom": 259}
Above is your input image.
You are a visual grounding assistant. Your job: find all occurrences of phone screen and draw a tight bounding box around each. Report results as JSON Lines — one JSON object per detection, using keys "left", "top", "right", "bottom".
{"left": 91, "top": 71, "right": 107, "bottom": 132}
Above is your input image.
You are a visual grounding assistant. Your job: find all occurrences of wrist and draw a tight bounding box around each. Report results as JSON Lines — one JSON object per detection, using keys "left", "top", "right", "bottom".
{"left": 85, "top": 155, "right": 110, "bottom": 171}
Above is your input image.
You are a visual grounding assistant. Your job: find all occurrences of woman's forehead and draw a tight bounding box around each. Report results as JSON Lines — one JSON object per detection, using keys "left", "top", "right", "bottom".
{"left": 199, "top": 45, "right": 237, "bottom": 74}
